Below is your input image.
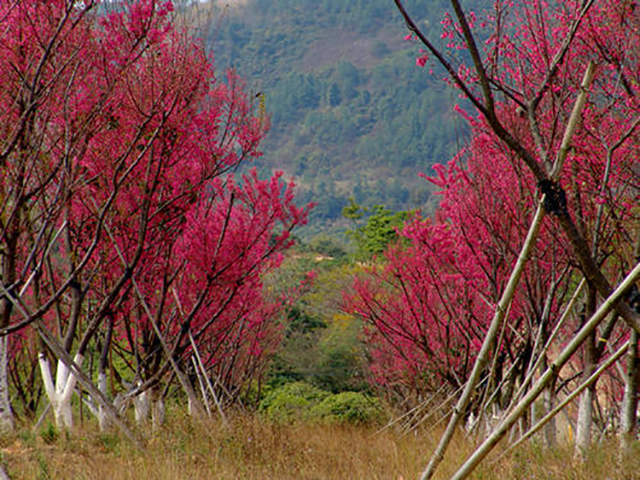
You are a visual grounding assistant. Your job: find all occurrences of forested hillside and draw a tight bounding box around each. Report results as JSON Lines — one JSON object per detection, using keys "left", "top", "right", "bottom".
{"left": 198, "top": 0, "right": 468, "bottom": 229}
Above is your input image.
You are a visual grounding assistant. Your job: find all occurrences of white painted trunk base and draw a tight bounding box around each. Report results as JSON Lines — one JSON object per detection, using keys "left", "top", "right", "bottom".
{"left": 39, "top": 353, "right": 84, "bottom": 430}
{"left": 132, "top": 387, "right": 165, "bottom": 429}
{"left": 575, "top": 387, "right": 593, "bottom": 458}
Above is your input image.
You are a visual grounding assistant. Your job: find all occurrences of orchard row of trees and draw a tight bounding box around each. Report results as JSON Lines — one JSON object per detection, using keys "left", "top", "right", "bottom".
{"left": 343, "top": 0, "right": 638, "bottom": 478}
{"left": 0, "top": 1, "right": 637, "bottom": 478}
{"left": 0, "top": 0, "right": 311, "bottom": 440}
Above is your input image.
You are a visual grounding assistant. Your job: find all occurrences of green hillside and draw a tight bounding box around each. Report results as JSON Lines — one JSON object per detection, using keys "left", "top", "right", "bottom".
{"left": 197, "top": 0, "right": 469, "bottom": 232}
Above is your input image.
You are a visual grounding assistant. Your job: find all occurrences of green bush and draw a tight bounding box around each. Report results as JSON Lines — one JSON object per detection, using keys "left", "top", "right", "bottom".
{"left": 309, "top": 391, "right": 384, "bottom": 425}
{"left": 258, "top": 382, "right": 330, "bottom": 421}
{"left": 259, "top": 382, "right": 384, "bottom": 425}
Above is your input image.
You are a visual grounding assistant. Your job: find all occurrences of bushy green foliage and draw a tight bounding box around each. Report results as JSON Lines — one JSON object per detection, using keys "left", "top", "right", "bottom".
{"left": 309, "top": 391, "right": 384, "bottom": 425}
{"left": 258, "top": 382, "right": 383, "bottom": 425}
{"left": 258, "top": 381, "right": 330, "bottom": 421}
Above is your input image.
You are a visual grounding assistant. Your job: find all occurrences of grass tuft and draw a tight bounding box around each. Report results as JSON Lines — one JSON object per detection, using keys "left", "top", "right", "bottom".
{"left": 0, "top": 408, "right": 637, "bottom": 479}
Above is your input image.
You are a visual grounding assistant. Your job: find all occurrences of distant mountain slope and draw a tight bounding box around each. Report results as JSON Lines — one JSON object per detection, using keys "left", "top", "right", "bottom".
{"left": 195, "top": 0, "right": 470, "bottom": 233}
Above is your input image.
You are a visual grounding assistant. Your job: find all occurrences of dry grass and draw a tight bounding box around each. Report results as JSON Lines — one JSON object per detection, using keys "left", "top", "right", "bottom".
{"left": 0, "top": 410, "right": 637, "bottom": 479}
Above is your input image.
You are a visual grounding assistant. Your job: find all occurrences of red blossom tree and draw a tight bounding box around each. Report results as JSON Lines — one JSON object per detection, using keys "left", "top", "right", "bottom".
{"left": 346, "top": 0, "right": 638, "bottom": 477}
{"left": 110, "top": 169, "right": 310, "bottom": 424}
{"left": 0, "top": 0, "right": 310, "bottom": 432}
{"left": 345, "top": 116, "right": 573, "bottom": 404}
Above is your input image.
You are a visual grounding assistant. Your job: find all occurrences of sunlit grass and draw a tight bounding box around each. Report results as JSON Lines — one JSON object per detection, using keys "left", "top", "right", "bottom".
{"left": 0, "top": 408, "right": 637, "bottom": 479}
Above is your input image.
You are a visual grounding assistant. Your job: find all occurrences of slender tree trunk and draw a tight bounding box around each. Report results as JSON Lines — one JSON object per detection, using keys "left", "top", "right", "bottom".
{"left": 152, "top": 387, "right": 165, "bottom": 430}
{"left": 132, "top": 377, "right": 151, "bottom": 426}
{"left": 575, "top": 376, "right": 594, "bottom": 455}
{"left": 133, "top": 387, "right": 150, "bottom": 425}
{"left": 532, "top": 355, "right": 556, "bottom": 446}
{"left": 0, "top": 232, "right": 18, "bottom": 432}
{"left": 620, "top": 329, "right": 638, "bottom": 453}
{"left": 575, "top": 286, "right": 597, "bottom": 458}
{"left": 620, "top": 226, "right": 640, "bottom": 452}
{"left": 0, "top": 336, "right": 13, "bottom": 432}
{"left": 97, "top": 371, "right": 110, "bottom": 431}
{"left": 97, "top": 318, "right": 114, "bottom": 430}
{"left": 542, "top": 357, "right": 557, "bottom": 447}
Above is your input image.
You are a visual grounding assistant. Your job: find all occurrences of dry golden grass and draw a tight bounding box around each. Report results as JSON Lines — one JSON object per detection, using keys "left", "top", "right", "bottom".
{"left": 0, "top": 409, "right": 637, "bottom": 479}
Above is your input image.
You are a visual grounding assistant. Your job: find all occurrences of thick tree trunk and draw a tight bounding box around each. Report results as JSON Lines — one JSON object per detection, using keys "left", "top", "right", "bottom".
{"left": 133, "top": 387, "right": 150, "bottom": 425}
{"left": 133, "top": 385, "right": 165, "bottom": 429}
{"left": 39, "top": 353, "right": 83, "bottom": 430}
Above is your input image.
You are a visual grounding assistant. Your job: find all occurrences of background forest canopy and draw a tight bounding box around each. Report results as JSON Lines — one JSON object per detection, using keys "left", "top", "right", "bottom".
{"left": 197, "top": 0, "right": 474, "bottom": 231}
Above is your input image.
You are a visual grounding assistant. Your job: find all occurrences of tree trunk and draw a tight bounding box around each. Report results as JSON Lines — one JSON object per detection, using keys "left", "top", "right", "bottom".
{"left": 39, "top": 353, "right": 83, "bottom": 430}
{"left": 97, "top": 372, "right": 110, "bottom": 431}
{"left": 620, "top": 329, "right": 638, "bottom": 453}
{"left": 133, "top": 387, "right": 150, "bottom": 425}
{"left": 448, "top": 264, "right": 639, "bottom": 479}
{"left": 132, "top": 384, "right": 166, "bottom": 428}
{"left": 0, "top": 231, "right": 18, "bottom": 432}
{"left": 0, "top": 336, "right": 14, "bottom": 432}
{"left": 97, "top": 319, "right": 114, "bottom": 431}
{"left": 575, "top": 286, "right": 597, "bottom": 458}
{"left": 543, "top": 370, "right": 557, "bottom": 447}
{"left": 152, "top": 393, "right": 165, "bottom": 430}
{"left": 575, "top": 379, "right": 594, "bottom": 456}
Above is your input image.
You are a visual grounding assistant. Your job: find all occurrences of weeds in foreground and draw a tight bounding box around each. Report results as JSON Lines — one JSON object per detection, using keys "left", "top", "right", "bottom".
{"left": 0, "top": 409, "right": 637, "bottom": 479}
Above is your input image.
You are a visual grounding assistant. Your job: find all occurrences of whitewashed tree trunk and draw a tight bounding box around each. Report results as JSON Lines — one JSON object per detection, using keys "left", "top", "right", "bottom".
{"left": 187, "top": 395, "right": 194, "bottom": 417}
{"left": 97, "top": 372, "right": 110, "bottom": 431}
{"left": 133, "top": 384, "right": 165, "bottom": 429}
{"left": 152, "top": 396, "right": 165, "bottom": 429}
{"left": 538, "top": 356, "right": 556, "bottom": 447}
{"left": 133, "top": 387, "right": 150, "bottom": 425}
{"left": 0, "top": 336, "right": 14, "bottom": 432}
{"left": 543, "top": 380, "right": 556, "bottom": 447}
{"left": 620, "top": 329, "right": 638, "bottom": 452}
{"left": 575, "top": 385, "right": 593, "bottom": 457}
{"left": 450, "top": 265, "right": 640, "bottom": 479}
{"left": 38, "top": 352, "right": 83, "bottom": 429}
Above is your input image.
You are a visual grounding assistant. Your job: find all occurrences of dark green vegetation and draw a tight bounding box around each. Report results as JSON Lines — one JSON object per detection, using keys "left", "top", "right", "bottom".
{"left": 201, "top": 0, "right": 468, "bottom": 231}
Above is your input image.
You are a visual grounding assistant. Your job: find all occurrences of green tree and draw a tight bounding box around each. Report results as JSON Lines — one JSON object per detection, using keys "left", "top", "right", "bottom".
{"left": 343, "top": 201, "right": 413, "bottom": 258}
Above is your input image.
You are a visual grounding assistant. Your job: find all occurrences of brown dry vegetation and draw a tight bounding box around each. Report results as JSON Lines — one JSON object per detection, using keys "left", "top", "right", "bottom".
{"left": 0, "top": 409, "right": 637, "bottom": 479}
